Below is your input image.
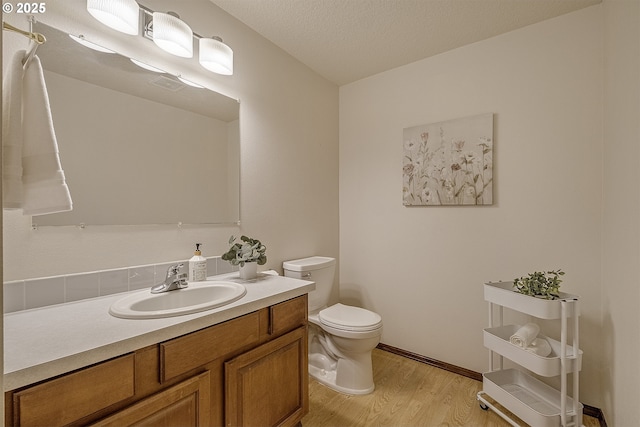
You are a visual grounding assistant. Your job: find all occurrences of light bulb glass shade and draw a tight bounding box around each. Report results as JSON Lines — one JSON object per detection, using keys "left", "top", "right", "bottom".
{"left": 152, "top": 12, "right": 193, "bottom": 58}
{"left": 199, "top": 37, "right": 233, "bottom": 75}
{"left": 130, "top": 58, "right": 164, "bottom": 73}
{"left": 87, "top": 0, "right": 139, "bottom": 35}
{"left": 177, "top": 76, "right": 204, "bottom": 88}
{"left": 69, "top": 34, "right": 115, "bottom": 53}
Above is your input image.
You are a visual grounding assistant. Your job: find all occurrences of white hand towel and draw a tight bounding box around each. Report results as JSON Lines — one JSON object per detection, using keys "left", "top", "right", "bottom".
{"left": 509, "top": 323, "right": 540, "bottom": 348}
{"left": 20, "top": 55, "right": 72, "bottom": 215}
{"left": 525, "top": 338, "right": 552, "bottom": 357}
{"left": 2, "top": 50, "right": 26, "bottom": 208}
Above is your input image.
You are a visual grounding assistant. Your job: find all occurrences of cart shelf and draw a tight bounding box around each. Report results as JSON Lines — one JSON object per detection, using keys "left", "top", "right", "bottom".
{"left": 484, "top": 282, "right": 580, "bottom": 319}
{"left": 481, "top": 369, "right": 583, "bottom": 427}
{"left": 484, "top": 324, "right": 583, "bottom": 377}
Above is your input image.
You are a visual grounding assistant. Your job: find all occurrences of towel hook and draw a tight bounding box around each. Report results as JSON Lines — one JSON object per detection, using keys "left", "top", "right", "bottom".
{"left": 2, "top": 21, "right": 46, "bottom": 45}
{"left": 2, "top": 16, "right": 47, "bottom": 67}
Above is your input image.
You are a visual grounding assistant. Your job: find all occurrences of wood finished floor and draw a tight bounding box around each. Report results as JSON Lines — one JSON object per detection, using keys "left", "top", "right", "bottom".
{"left": 301, "top": 348, "right": 599, "bottom": 427}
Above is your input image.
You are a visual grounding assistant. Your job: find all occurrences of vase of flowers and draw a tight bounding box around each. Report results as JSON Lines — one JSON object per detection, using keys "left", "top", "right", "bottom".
{"left": 221, "top": 235, "right": 267, "bottom": 280}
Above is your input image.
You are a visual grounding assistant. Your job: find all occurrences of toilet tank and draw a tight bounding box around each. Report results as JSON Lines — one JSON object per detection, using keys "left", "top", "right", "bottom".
{"left": 283, "top": 256, "right": 336, "bottom": 313}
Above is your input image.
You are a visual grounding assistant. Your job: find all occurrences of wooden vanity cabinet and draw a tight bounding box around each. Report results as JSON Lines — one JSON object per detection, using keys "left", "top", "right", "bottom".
{"left": 5, "top": 295, "right": 308, "bottom": 427}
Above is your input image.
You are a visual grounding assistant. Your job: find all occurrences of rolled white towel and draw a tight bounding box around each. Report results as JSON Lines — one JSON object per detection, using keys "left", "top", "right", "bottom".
{"left": 260, "top": 270, "right": 279, "bottom": 276}
{"left": 509, "top": 323, "right": 540, "bottom": 348}
{"left": 525, "top": 338, "right": 552, "bottom": 357}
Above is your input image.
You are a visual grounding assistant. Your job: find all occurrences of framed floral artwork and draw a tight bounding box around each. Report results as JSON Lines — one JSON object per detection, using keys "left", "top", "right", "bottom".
{"left": 403, "top": 113, "right": 493, "bottom": 206}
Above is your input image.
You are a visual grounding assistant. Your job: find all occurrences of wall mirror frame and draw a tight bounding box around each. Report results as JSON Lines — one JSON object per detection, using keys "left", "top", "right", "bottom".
{"left": 30, "top": 22, "right": 240, "bottom": 227}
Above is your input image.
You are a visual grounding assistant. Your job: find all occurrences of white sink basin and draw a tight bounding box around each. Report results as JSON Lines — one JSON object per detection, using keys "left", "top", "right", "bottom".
{"left": 109, "top": 281, "right": 246, "bottom": 319}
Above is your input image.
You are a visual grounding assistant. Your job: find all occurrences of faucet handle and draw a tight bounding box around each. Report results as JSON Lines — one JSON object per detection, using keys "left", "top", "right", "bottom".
{"left": 166, "top": 263, "right": 184, "bottom": 278}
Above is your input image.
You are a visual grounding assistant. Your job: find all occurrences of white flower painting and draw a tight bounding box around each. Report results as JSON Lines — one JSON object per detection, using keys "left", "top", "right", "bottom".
{"left": 403, "top": 113, "right": 493, "bottom": 206}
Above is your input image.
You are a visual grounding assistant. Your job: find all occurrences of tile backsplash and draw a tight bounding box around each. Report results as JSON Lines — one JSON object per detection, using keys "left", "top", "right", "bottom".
{"left": 4, "top": 257, "right": 237, "bottom": 313}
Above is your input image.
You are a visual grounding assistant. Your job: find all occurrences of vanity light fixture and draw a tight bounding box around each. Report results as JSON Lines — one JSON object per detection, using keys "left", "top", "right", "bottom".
{"left": 69, "top": 34, "right": 115, "bottom": 53}
{"left": 199, "top": 37, "right": 233, "bottom": 75}
{"left": 87, "top": 1, "right": 233, "bottom": 75}
{"left": 86, "top": 0, "right": 139, "bottom": 35}
{"left": 150, "top": 11, "right": 193, "bottom": 58}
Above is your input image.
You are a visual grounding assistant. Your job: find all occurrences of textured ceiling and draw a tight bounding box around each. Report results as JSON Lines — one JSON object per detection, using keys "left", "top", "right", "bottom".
{"left": 210, "top": 0, "right": 601, "bottom": 86}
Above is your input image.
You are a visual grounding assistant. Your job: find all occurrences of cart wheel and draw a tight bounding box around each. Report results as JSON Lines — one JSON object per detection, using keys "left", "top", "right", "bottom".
{"left": 479, "top": 402, "right": 489, "bottom": 411}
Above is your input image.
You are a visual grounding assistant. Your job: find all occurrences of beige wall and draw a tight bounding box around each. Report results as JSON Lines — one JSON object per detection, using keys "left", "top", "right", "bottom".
{"left": 4, "top": 0, "right": 639, "bottom": 421}
{"left": 602, "top": 0, "right": 640, "bottom": 424}
{"left": 339, "top": 5, "right": 604, "bottom": 407}
{"left": 2, "top": 0, "right": 339, "bottom": 279}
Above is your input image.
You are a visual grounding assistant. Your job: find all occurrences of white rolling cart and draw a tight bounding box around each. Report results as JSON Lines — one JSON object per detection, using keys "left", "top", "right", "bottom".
{"left": 477, "top": 282, "right": 584, "bottom": 427}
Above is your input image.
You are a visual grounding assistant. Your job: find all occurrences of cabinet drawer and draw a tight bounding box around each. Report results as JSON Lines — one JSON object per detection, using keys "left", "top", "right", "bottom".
{"left": 269, "top": 295, "right": 308, "bottom": 336}
{"left": 160, "top": 311, "right": 260, "bottom": 382}
{"left": 12, "top": 354, "right": 135, "bottom": 427}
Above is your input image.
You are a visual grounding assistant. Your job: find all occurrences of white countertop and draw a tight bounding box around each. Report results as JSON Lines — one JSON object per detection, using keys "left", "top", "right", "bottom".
{"left": 4, "top": 273, "right": 314, "bottom": 391}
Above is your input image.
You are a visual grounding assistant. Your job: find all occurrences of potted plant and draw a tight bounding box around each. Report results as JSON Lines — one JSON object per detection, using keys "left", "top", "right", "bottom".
{"left": 512, "top": 270, "right": 565, "bottom": 300}
{"left": 222, "top": 235, "right": 267, "bottom": 279}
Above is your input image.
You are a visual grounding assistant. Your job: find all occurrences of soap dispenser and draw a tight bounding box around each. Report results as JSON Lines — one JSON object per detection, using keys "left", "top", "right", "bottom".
{"left": 188, "top": 243, "right": 207, "bottom": 282}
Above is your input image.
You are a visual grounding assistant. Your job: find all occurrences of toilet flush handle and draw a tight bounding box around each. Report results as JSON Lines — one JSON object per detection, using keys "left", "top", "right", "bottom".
{"left": 302, "top": 272, "right": 312, "bottom": 279}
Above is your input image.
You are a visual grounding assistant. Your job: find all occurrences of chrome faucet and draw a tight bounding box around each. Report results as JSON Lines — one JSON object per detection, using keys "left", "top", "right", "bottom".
{"left": 151, "top": 263, "right": 188, "bottom": 294}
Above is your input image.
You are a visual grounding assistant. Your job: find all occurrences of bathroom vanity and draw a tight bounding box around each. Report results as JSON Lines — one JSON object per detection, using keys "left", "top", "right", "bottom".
{"left": 4, "top": 274, "right": 313, "bottom": 427}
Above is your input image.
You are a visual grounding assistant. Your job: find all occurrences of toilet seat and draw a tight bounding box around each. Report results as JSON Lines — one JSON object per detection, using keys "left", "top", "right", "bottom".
{"left": 319, "top": 303, "right": 382, "bottom": 332}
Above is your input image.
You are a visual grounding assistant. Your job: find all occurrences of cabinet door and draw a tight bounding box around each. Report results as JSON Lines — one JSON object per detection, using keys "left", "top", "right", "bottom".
{"left": 225, "top": 327, "right": 308, "bottom": 427}
{"left": 90, "top": 371, "right": 211, "bottom": 427}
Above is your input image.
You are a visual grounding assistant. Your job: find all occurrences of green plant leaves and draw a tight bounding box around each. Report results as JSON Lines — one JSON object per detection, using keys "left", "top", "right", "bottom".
{"left": 222, "top": 235, "right": 267, "bottom": 266}
{"left": 513, "top": 269, "right": 565, "bottom": 300}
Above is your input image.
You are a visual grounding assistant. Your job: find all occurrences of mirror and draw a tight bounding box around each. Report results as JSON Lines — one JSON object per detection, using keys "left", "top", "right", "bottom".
{"left": 31, "top": 22, "right": 240, "bottom": 226}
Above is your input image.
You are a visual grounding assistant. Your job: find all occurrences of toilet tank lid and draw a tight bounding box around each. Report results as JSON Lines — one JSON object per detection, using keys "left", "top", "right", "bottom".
{"left": 283, "top": 256, "right": 336, "bottom": 272}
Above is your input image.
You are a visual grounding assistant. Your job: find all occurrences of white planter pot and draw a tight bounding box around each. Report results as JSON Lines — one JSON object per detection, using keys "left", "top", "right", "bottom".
{"left": 239, "top": 262, "right": 258, "bottom": 280}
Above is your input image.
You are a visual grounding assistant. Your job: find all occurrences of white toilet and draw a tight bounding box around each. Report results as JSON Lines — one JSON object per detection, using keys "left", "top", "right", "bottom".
{"left": 283, "top": 256, "right": 383, "bottom": 395}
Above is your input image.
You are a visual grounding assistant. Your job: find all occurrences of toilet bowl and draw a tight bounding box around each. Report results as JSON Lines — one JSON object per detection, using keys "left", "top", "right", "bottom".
{"left": 283, "top": 257, "right": 383, "bottom": 395}
{"left": 309, "top": 303, "right": 382, "bottom": 394}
